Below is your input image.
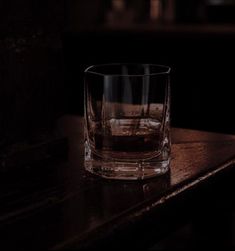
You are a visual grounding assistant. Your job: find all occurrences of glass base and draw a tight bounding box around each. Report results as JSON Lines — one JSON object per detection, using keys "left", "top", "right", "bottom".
{"left": 85, "top": 142, "right": 170, "bottom": 180}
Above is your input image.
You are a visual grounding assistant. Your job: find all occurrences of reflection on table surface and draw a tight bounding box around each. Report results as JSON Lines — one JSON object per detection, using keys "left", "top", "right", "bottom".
{"left": 0, "top": 115, "right": 235, "bottom": 250}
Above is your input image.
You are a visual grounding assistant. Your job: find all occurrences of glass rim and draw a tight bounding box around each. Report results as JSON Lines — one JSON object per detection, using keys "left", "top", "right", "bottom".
{"left": 84, "top": 63, "right": 171, "bottom": 77}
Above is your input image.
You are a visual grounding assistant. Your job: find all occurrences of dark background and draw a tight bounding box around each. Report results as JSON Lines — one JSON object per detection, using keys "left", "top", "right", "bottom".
{"left": 1, "top": 0, "right": 235, "bottom": 144}
{"left": 1, "top": 1, "right": 235, "bottom": 249}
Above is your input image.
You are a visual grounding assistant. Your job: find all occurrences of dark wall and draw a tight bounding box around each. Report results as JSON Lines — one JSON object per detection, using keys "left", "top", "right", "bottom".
{"left": 0, "top": 0, "right": 65, "bottom": 144}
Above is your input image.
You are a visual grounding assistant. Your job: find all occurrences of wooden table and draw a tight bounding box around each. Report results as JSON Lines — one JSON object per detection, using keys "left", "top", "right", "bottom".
{"left": 1, "top": 115, "right": 235, "bottom": 250}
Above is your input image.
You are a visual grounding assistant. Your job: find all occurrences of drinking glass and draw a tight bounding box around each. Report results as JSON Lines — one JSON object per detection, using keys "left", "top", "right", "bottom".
{"left": 84, "top": 63, "right": 171, "bottom": 180}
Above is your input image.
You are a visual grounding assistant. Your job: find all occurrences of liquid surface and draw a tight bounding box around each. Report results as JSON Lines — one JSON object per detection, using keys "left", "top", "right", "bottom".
{"left": 88, "top": 118, "right": 163, "bottom": 159}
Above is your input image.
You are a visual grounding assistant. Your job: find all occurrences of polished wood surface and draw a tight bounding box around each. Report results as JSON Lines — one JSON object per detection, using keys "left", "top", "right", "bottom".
{"left": 1, "top": 115, "right": 235, "bottom": 250}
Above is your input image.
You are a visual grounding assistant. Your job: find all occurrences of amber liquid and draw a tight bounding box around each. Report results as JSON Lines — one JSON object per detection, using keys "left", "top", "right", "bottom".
{"left": 89, "top": 118, "right": 163, "bottom": 160}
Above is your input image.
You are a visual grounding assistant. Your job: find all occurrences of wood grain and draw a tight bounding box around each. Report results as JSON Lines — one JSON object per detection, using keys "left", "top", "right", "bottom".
{"left": 0, "top": 115, "right": 235, "bottom": 250}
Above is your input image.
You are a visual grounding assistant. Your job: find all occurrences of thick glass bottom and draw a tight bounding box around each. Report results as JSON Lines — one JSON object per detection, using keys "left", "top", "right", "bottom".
{"left": 85, "top": 142, "right": 170, "bottom": 180}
